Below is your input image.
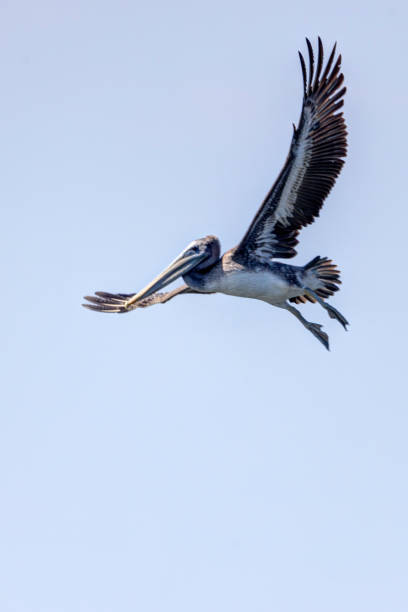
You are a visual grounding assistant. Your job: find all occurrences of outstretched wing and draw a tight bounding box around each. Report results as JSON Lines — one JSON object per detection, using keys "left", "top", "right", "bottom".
{"left": 235, "top": 37, "right": 347, "bottom": 262}
{"left": 82, "top": 285, "right": 203, "bottom": 313}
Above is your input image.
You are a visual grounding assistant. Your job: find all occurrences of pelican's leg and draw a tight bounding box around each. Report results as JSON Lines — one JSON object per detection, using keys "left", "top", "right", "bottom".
{"left": 278, "top": 301, "right": 329, "bottom": 351}
{"left": 303, "top": 287, "right": 349, "bottom": 330}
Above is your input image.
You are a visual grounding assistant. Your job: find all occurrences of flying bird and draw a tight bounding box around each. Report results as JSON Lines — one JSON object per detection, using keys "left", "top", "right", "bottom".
{"left": 83, "top": 37, "right": 348, "bottom": 350}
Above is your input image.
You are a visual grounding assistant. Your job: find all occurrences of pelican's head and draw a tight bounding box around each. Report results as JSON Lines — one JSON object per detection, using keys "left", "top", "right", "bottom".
{"left": 127, "top": 235, "right": 221, "bottom": 305}
{"left": 179, "top": 235, "right": 221, "bottom": 271}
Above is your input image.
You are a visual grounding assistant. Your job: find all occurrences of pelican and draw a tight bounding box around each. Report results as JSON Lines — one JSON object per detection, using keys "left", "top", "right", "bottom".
{"left": 84, "top": 37, "right": 349, "bottom": 350}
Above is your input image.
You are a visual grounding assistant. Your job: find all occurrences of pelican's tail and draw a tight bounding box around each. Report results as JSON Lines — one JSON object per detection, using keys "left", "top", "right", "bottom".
{"left": 291, "top": 256, "right": 341, "bottom": 304}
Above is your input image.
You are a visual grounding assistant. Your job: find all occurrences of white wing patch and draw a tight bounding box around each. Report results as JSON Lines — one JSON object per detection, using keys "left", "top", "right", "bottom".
{"left": 274, "top": 109, "right": 313, "bottom": 227}
{"left": 251, "top": 216, "right": 281, "bottom": 260}
{"left": 251, "top": 110, "right": 313, "bottom": 261}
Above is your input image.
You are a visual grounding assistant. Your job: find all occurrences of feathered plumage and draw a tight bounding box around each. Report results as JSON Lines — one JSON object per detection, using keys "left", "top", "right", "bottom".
{"left": 234, "top": 37, "right": 347, "bottom": 263}
{"left": 83, "top": 37, "right": 349, "bottom": 351}
{"left": 83, "top": 285, "right": 199, "bottom": 313}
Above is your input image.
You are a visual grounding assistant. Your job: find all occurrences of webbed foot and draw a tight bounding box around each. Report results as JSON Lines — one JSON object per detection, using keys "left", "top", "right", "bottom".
{"left": 325, "top": 304, "right": 349, "bottom": 330}
{"left": 307, "top": 323, "right": 330, "bottom": 351}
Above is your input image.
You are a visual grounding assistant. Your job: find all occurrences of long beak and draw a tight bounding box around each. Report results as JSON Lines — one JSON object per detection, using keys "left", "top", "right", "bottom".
{"left": 125, "top": 251, "right": 206, "bottom": 308}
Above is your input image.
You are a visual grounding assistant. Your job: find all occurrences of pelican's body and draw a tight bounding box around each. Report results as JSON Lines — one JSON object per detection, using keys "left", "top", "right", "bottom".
{"left": 84, "top": 37, "right": 349, "bottom": 350}
{"left": 184, "top": 252, "right": 304, "bottom": 303}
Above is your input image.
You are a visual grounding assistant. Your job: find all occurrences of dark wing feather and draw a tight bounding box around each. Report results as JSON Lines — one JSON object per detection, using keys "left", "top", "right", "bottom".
{"left": 235, "top": 37, "right": 347, "bottom": 262}
{"left": 82, "top": 285, "right": 203, "bottom": 313}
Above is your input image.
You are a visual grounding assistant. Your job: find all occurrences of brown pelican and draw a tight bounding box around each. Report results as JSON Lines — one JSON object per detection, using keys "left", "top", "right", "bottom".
{"left": 84, "top": 37, "right": 348, "bottom": 350}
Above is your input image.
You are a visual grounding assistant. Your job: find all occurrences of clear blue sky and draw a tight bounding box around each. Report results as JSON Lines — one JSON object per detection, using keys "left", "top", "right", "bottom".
{"left": 1, "top": 1, "right": 407, "bottom": 611}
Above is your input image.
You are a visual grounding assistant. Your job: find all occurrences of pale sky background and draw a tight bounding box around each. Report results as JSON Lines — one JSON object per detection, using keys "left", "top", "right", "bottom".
{"left": 1, "top": 1, "right": 407, "bottom": 611}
